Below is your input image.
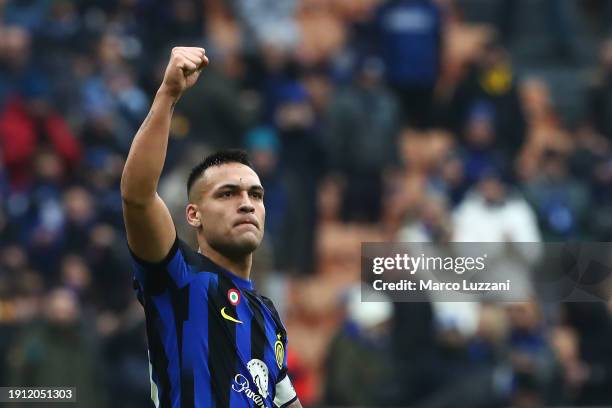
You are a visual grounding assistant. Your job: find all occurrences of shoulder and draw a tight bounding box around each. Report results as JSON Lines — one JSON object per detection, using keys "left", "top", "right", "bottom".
{"left": 259, "top": 294, "right": 288, "bottom": 333}
{"left": 130, "top": 235, "right": 220, "bottom": 293}
{"left": 257, "top": 294, "right": 280, "bottom": 312}
{"left": 130, "top": 235, "right": 215, "bottom": 271}
{"left": 505, "top": 196, "right": 536, "bottom": 216}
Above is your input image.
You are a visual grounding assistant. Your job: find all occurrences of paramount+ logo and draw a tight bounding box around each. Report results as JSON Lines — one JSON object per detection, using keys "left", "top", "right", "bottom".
{"left": 232, "top": 359, "right": 269, "bottom": 407}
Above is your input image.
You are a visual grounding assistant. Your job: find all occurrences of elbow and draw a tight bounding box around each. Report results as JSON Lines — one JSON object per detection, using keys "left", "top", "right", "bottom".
{"left": 121, "top": 191, "right": 153, "bottom": 208}
{"left": 120, "top": 174, "right": 154, "bottom": 207}
{"left": 119, "top": 173, "right": 134, "bottom": 202}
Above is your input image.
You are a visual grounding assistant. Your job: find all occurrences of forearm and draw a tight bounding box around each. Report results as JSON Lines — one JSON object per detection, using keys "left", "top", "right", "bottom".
{"left": 285, "top": 399, "right": 302, "bottom": 408}
{"left": 120, "top": 88, "right": 177, "bottom": 205}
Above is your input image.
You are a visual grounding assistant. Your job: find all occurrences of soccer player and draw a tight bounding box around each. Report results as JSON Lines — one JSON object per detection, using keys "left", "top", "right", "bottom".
{"left": 120, "top": 47, "right": 301, "bottom": 408}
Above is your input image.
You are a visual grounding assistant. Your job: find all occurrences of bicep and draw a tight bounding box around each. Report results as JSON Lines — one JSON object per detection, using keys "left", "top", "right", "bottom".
{"left": 123, "top": 193, "right": 177, "bottom": 263}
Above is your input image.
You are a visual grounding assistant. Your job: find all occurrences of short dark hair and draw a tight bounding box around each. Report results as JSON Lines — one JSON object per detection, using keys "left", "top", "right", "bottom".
{"left": 186, "top": 149, "right": 253, "bottom": 198}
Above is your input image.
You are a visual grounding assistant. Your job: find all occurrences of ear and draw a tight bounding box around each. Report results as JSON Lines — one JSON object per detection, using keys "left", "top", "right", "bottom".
{"left": 186, "top": 203, "right": 202, "bottom": 228}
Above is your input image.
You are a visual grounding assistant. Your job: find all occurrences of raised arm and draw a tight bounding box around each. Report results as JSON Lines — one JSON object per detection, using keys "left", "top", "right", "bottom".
{"left": 121, "top": 47, "right": 208, "bottom": 263}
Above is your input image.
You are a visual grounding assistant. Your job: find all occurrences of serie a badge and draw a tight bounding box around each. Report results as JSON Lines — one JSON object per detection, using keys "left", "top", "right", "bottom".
{"left": 274, "top": 334, "right": 284, "bottom": 369}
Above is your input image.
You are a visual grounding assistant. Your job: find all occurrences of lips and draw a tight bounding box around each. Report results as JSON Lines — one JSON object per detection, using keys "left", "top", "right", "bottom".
{"left": 234, "top": 218, "right": 259, "bottom": 229}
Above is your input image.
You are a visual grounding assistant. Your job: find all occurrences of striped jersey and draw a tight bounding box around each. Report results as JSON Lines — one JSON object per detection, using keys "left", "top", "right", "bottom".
{"left": 129, "top": 236, "right": 297, "bottom": 408}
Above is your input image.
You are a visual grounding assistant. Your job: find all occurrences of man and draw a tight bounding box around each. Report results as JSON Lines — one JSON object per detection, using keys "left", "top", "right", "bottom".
{"left": 120, "top": 47, "right": 300, "bottom": 408}
{"left": 374, "top": 0, "right": 442, "bottom": 127}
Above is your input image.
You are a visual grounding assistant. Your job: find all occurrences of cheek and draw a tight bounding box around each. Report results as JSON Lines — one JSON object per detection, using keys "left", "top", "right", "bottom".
{"left": 201, "top": 205, "right": 228, "bottom": 227}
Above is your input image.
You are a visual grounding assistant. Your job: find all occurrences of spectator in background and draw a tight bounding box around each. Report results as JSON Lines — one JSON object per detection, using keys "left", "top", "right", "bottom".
{"left": 163, "top": 0, "right": 206, "bottom": 44}
{"left": 573, "top": 123, "right": 612, "bottom": 239}
{"left": 505, "top": 301, "right": 558, "bottom": 407}
{"left": 171, "top": 51, "right": 252, "bottom": 149}
{"left": 0, "top": 25, "right": 37, "bottom": 105}
{"left": 101, "top": 306, "right": 150, "bottom": 408}
{"left": 60, "top": 186, "right": 97, "bottom": 255}
{"left": 374, "top": 0, "right": 442, "bottom": 127}
{"left": 80, "top": 33, "right": 149, "bottom": 154}
{"left": 497, "top": 0, "right": 577, "bottom": 60}
{"left": 588, "top": 38, "right": 612, "bottom": 141}
{"left": 459, "top": 101, "right": 509, "bottom": 189}
{"left": 60, "top": 254, "right": 93, "bottom": 305}
{"left": 448, "top": 41, "right": 525, "bottom": 156}
{"left": 517, "top": 77, "right": 574, "bottom": 182}
{"left": 136, "top": 0, "right": 204, "bottom": 53}
{"left": 7, "top": 288, "right": 107, "bottom": 408}
{"left": 522, "top": 149, "right": 589, "bottom": 240}
{"left": 0, "top": 84, "right": 81, "bottom": 190}
{"left": 324, "top": 286, "right": 396, "bottom": 406}
{"left": 86, "top": 223, "right": 133, "bottom": 312}
{"left": 391, "top": 300, "right": 437, "bottom": 405}
{"left": 0, "top": 25, "right": 81, "bottom": 191}
{"left": 81, "top": 148, "right": 124, "bottom": 228}
{"left": 555, "top": 303, "right": 612, "bottom": 405}
{"left": 20, "top": 150, "right": 68, "bottom": 274}
{"left": 325, "top": 56, "right": 399, "bottom": 222}
{"left": 275, "top": 82, "right": 326, "bottom": 274}
{"left": 453, "top": 167, "right": 540, "bottom": 242}
{"left": 397, "top": 192, "right": 452, "bottom": 242}
{"left": 232, "top": 0, "right": 298, "bottom": 52}
{"left": 0, "top": 244, "right": 43, "bottom": 386}
{"left": 38, "top": 0, "right": 82, "bottom": 52}
{"left": 453, "top": 168, "right": 541, "bottom": 297}
{"left": 2, "top": 0, "right": 49, "bottom": 33}
{"left": 412, "top": 304, "right": 506, "bottom": 408}
{"left": 580, "top": 0, "right": 612, "bottom": 36}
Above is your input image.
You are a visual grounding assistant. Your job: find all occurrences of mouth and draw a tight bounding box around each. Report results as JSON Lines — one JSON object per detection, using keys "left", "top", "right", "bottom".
{"left": 234, "top": 219, "right": 259, "bottom": 229}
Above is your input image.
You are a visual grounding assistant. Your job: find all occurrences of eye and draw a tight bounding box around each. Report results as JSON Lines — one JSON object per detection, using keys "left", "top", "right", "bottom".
{"left": 250, "top": 191, "right": 263, "bottom": 199}
{"left": 221, "top": 191, "right": 232, "bottom": 198}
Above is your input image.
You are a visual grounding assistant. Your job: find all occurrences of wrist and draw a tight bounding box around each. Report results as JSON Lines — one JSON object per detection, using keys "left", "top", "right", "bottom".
{"left": 156, "top": 85, "right": 181, "bottom": 105}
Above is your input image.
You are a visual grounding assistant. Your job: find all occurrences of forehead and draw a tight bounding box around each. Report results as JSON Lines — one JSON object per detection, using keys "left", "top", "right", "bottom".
{"left": 200, "top": 162, "right": 261, "bottom": 191}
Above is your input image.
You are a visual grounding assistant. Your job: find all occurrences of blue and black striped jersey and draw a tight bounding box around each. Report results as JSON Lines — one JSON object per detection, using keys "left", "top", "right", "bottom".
{"left": 129, "top": 236, "right": 297, "bottom": 408}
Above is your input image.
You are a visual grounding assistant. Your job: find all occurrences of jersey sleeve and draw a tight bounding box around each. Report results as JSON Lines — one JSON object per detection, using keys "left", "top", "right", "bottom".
{"left": 273, "top": 337, "right": 297, "bottom": 408}
{"left": 128, "top": 235, "right": 193, "bottom": 300}
{"left": 273, "top": 372, "right": 297, "bottom": 408}
{"left": 258, "top": 295, "right": 298, "bottom": 407}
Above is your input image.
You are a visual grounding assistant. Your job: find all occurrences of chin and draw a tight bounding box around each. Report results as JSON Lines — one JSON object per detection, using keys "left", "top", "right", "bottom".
{"left": 236, "top": 235, "right": 261, "bottom": 253}
{"left": 217, "top": 234, "right": 261, "bottom": 258}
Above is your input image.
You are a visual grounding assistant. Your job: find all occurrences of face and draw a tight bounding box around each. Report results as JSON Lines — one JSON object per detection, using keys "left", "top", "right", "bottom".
{"left": 466, "top": 118, "right": 493, "bottom": 147}
{"left": 478, "top": 177, "right": 506, "bottom": 203}
{"left": 45, "top": 288, "right": 80, "bottom": 326}
{"left": 187, "top": 163, "right": 265, "bottom": 258}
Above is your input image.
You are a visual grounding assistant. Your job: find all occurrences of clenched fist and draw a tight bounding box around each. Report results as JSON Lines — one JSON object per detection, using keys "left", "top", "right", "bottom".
{"left": 160, "top": 47, "right": 209, "bottom": 98}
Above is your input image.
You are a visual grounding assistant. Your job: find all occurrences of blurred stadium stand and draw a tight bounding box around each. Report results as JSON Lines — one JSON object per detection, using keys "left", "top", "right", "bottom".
{"left": 2, "top": 0, "right": 612, "bottom": 406}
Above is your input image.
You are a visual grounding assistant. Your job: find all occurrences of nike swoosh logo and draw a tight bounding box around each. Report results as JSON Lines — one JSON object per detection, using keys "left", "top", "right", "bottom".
{"left": 221, "top": 307, "right": 243, "bottom": 324}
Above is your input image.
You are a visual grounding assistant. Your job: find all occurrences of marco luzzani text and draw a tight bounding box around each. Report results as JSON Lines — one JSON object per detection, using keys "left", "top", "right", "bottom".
{"left": 371, "top": 254, "right": 511, "bottom": 293}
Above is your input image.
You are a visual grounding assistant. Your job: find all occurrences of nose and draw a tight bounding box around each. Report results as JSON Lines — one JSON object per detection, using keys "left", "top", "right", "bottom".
{"left": 238, "top": 191, "right": 255, "bottom": 214}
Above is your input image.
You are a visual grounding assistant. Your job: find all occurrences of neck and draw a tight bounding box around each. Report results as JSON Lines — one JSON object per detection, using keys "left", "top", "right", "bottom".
{"left": 197, "top": 238, "right": 252, "bottom": 280}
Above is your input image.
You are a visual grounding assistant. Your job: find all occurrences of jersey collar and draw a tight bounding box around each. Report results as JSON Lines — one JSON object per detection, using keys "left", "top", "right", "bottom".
{"left": 196, "top": 252, "right": 254, "bottom": 290}
{"left": 222, "top": 269, "right": 254, "bottom": 290}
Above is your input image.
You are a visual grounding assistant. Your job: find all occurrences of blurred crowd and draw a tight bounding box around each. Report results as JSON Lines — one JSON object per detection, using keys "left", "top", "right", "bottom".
{"left": 2, "top": 0, "right": 612, "bottom": 406}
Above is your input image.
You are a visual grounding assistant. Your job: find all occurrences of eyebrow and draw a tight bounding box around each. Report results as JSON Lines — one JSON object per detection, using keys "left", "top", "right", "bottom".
{"left": 215, "top": 184, "right": 264, "bottom": 193}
